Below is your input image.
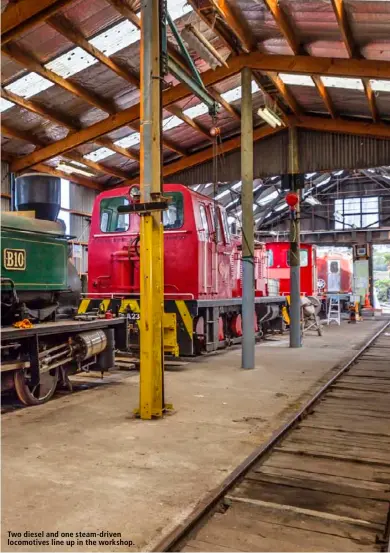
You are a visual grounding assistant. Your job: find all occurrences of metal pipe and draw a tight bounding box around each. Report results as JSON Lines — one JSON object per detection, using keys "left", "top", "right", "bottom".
{"left": 241, "top": 67, "right": 255, "bottom": 369}
{"left": 289, "top": 126, "right": 302, "bottom": 348}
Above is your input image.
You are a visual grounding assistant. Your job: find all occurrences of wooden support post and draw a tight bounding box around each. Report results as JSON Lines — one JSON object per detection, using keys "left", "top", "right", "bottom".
{"left": 241, "top": 67, "right": 255, "bottom": 369}
{"left": 289, "top": 126, "right": 301, "bottom": 348}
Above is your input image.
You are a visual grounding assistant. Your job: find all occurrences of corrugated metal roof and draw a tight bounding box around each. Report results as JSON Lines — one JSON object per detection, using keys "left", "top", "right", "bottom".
{"left": 1, "top": 0, "right": 389, "bottom": 187}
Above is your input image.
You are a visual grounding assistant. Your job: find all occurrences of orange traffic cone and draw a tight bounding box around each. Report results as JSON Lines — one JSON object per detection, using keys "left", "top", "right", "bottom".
{"left": 363, "top": 293, "right": 372, "bottom": 309}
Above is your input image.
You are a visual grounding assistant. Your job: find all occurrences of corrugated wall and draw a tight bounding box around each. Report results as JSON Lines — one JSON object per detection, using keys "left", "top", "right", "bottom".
{"left": 1, "top": 161, "right": 11, "bottom": 211}
{"left": 299, "top": 131, "right": 390, "bottom": 173}
{"left": 164, "top": 129, "right": 390, "bottom": 185}
{"left": 69, "top": 183, "right": 98, "bottom": 275}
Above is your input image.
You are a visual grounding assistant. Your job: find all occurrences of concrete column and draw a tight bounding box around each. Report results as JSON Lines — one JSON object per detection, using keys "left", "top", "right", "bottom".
{"left": 289, "top": 126, "right": 302, "bottom": 348}
{"left": 241, "top": 67, "right": 255, "bottom": 369}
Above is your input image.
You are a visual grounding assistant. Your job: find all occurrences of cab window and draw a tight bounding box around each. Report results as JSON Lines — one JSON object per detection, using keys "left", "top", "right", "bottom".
{"left": 286, "top": 249, "right": 309, "bottom": 267}
{"left": 221, "top": 210, "right": 230, "bottom": 244}
{"left": 210, "top": 206, "right": 222, "bottom": 243}
{"left": 163, "top": 192, "right": 184, "bottom": 230}
{"left": 268, "top": 249, "right": 274, "bottom": 267}
{"left": 100, "top": 196, "right": 130, "bottom": 232}
{"left": 199, "top": 204, "right": 209, "bottom": 239}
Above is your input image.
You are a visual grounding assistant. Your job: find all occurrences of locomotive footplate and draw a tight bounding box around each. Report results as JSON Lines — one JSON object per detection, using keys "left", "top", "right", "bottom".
{"left": 78, "top": 296, "right": 286, "bottom": 356}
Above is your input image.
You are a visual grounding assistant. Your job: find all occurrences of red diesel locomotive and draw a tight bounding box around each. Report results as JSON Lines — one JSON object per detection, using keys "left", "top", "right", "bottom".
{"left": 85, "top": 184, "right": 285, "bottom": 355}
{"left": 266, "top": 242, "right": 318, "bottom": 296}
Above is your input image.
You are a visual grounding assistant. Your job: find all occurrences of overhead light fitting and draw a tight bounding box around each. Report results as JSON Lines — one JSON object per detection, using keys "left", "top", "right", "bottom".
{"left": 257, "top": 107, "right": 284, "bottom": 128}
{"left": 57, "top": 163, "right": 95, "bottom": 177}
{"left": 304, "top": 196, "right": 322, "bottom": 206}
{"left": 181, "top": 24, "right": 228, "bottom": 70}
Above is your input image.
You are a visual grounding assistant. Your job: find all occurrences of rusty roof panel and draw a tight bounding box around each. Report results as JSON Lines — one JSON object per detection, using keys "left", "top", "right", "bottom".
{"left": 286, "top": 84, "right": 329, "bottom": 114}
{"left": 345, "top": 0, "right": 390, "bottom": 45}
{"left": 328, "top": 87, "right": 372, "bottom": 118}
{"left": 375, "top": 91, "right": 390, "bottom": 121}
{"left": 361, "top": 40, "right": 390, "bottom": 61}
{"left": 306, "top": 40, "right": 349, "bottom": 58}
{"left": 238, "top": 0, "right": 287, "bottom": 44}
{"left": 281, "top": 0, "right": 343, "bottom": 44}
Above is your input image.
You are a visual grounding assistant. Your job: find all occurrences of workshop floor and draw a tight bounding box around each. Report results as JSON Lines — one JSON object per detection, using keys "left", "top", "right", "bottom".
{"left": 1, "top": 319, "right": 386, "bottom": 552}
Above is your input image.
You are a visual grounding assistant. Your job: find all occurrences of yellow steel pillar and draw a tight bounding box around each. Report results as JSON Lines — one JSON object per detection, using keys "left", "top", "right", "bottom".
{"left": 138, "top": 0, "right": 165, "bottom": 419}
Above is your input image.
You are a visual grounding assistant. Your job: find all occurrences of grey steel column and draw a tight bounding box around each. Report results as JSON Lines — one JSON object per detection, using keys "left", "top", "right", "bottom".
{"left": 289, "top": 125, "right": 301, "bottom": 348}
{"left": 241, "top": 67, "right": 255, "bottom": 369}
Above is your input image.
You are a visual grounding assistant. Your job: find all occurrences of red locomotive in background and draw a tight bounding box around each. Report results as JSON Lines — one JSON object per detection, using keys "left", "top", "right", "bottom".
{"left": 266, "top": 242, "right": 318, "bottom": 296}
{"left": 316, "top": 252, "right": 353, "bottom": 294}
{"left": 85, "top": 184, "right": 285, "bottom": 355}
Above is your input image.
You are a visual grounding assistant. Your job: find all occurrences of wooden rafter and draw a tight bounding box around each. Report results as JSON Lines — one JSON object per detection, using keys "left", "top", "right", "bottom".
{"left": 1, "top": 122, "right": 130, "bottom": 180}
{"left": 290, "top": 115, "right": 390, "bottom": 139}
{"left": 1, "top": 0, "right": 74, "bottom": 45}
{"left": 1, "top": 43, "right": 186, "bottom": 158}
{"left": 267, "top": 72, "right": 301, "bottom": 115}
{"left": 9, "top": 52, "right": 390, "bottom": 173}
{"left": 263, "top": 0, "right": 336, "bottom": 118}
{"left": 1, "top": 87, "right": 140, "bottom": 162}
{"left": 47, "top": 14, "right": 140, "bottom": 87}
{"left": 252, "top": 72, "right": 288, "bottom": 122}
{"left": 31, "top": 162, "right": 103, "bottom": 190}
{"left": 330, "top": 0, "right": 379, "bottom": 122}
{"left": 210, "top": 0, "right": 256, "bottom": 53}
{"left": 209, "top": 87, "right": 240, "bottom": 120}
{"left": 165, "top": 104, "right": 211, "bottom": 140}
{"left": 187, "top": 0, "right": 237, "bottom": 53}
{"left": 2, "top": 43, "right": 117, "bottom": 114}
{"left": 128, "top": 125, "right": 284, "bottom": 183}
{"left": 47, "top": 13, "right": 207, "bottom": 140}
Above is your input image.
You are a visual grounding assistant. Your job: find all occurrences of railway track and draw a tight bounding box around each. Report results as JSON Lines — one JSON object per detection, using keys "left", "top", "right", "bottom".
{"left": 156, "top": 321, "right": 390, "bottom": 553}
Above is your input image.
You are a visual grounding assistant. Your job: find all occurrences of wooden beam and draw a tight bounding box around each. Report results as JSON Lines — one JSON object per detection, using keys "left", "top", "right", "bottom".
{"left": 1, "top": 122, "right": 130, "bottom": 180}
{"left": 330, "top": 0, "right": 380, "bottom": 123}
{"left": 1, "top": 0, "right": 74, "bottom": 45}
{"left": 267, "top": 72, "right": 302, "bottom": 115}
{"left": 362, "top": 79, "right": 380, "bottom": 123}
{"left": 31, "top": 163, "right": 103, "bottom": 190}
{"left": 252, "top": 72, "right": 289, "bottom": 122}
{"left": 311, "top": 75, "right": 337, "bottom": 119}
{"left": 262, "top": 0, "right": 336, "bottom": 118}
{"left": 10, "top": 52, "right": 390, "bottom": 173}
{"left": 262, "top": 0, "right": 304, "bottom": 55}
{"left": 292, "top": 115, "right": 390, "bottom": 139}
{"left": 209, "top": 87, "right": 241, "bottom": 120}
{"left": 47, "top": 14, "right": 140, "bottom": 87}
{"left": 166, "top": 104, "right": 211, "bottom": 141}
{"left": 2, "top": 43, "right": 117, "bottom": 114}
{"left": 187, "top": 0, "right": 238, "bottom": 53}
{"left": 330, "top": 0, "right": 358, "bottom": 58}
{"left": 1, "top": 87, "right": 141, "bottom": 161}
{"left": 128, "top": 125, "right": 283, "bottom": 183}
{"left": 210, "top": 0, "right": 256, "bottom": 53}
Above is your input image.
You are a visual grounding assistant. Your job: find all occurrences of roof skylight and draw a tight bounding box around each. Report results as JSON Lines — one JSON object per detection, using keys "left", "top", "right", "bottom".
{"left": 115, "top": 132, "right": 140, "bottom": 148}
{"left": 370, "top": 80, "right": 390, "bottom": 93}
{"left": 84, "top": 147, "right": 115, "bottom": 162}
{"left": 321, "top": 77, "right": 364, "bottom": 91}
{"left": 221, "top": 80, "right": 259, "bottom": 103}
{"left": 0, "top": 98, "right": 15, "bottom": 112}
{"left": 5, "top": 71, "right": 54, "bottom": 98}
{"left": 279, "top": 74, "right": 314, "bottom": 87}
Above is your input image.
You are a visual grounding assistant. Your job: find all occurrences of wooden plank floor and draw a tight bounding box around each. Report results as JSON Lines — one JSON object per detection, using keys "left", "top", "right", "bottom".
{"left": 182, "top": 330, "right": 390, "bottom": 552}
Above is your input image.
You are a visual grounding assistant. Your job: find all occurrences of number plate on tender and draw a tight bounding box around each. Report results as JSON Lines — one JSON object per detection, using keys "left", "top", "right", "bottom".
{"left": 3, "top": 248, "right": 26, "bottom": 270}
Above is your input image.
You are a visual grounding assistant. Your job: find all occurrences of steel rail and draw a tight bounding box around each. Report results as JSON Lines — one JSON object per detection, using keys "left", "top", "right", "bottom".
{"left": 154, "top": 318, "right": 390, "bottom": 552}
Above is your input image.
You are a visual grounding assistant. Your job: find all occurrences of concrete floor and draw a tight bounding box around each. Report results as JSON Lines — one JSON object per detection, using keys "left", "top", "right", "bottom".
{"left": 1, "top": 319, "right": 386, "bottom": 552}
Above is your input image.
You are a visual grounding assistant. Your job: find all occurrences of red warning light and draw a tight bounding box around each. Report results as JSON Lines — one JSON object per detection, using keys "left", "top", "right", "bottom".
{"left": 286, "top": 192, "right": 299, "bottom": 209}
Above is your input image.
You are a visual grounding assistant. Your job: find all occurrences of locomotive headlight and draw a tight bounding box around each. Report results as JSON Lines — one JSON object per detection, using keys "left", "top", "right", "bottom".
{"left": 129, "top": 185, "right": 140, "bottom": 200}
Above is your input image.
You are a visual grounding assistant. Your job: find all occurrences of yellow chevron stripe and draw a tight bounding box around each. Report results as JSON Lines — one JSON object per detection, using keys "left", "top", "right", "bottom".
{"left": 99, "top": 299, "right": 111, "bottom": 312}
{"left": 78, "top": 299, "right": 91, "bottom": 314}
{"left": 175, "top": 300, "right": 193, "bottom": 337}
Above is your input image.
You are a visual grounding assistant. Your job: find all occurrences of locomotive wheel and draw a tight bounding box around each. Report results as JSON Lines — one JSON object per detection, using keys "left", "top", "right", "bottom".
{"left": 14, "top": 368, "right": 59, "bottom": 406}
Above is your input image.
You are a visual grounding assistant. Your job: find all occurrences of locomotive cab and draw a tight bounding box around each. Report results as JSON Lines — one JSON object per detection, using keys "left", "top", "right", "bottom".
{"left": 88, "top": 184, "right": 235, "bottom": 300}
